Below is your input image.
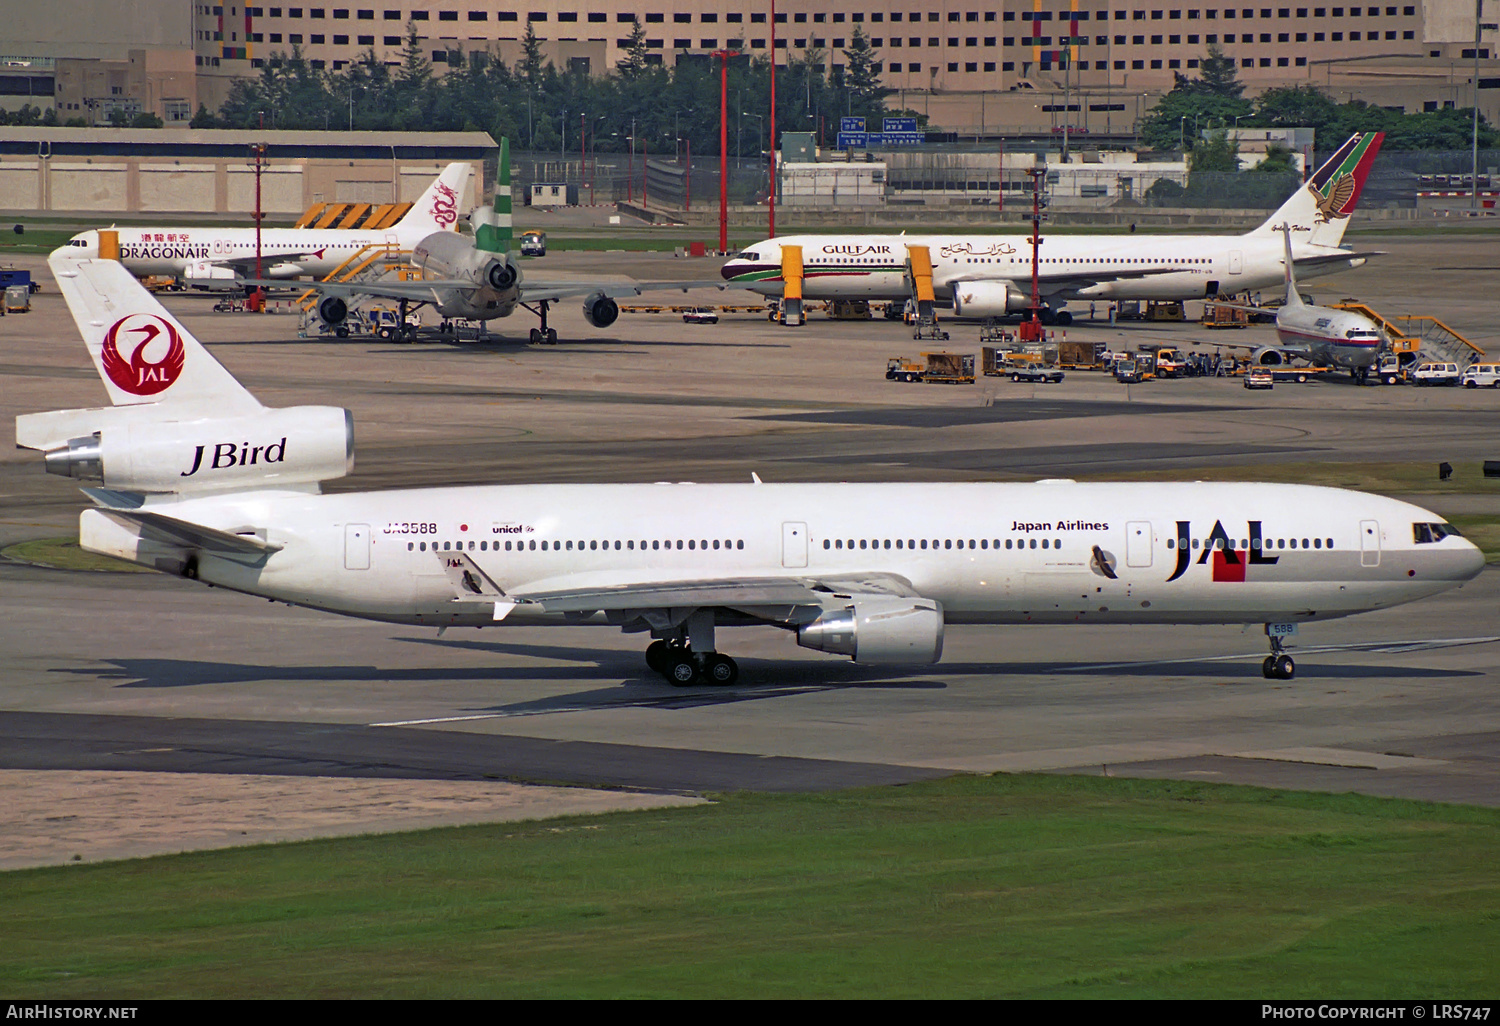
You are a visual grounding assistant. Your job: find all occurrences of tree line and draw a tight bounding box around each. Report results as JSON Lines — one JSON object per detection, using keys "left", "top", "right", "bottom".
{"left": 1140, "top": 46, "right": 1496, "bottom": 156}
{"left": 190, "top": 22, "right": 894, "bottom": 160}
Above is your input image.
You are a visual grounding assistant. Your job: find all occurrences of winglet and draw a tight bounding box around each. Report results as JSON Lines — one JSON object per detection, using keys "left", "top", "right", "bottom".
{"left": 474, "top": 137, "right": 513, "bottom": 255}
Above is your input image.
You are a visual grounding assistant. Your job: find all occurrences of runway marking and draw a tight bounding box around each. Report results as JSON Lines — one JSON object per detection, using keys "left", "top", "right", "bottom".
{"left": 370, "top": 713, "right": 513, "bottom": 727}
{"left": 1073, "top": 636, "right": 1500, "bottom": 672}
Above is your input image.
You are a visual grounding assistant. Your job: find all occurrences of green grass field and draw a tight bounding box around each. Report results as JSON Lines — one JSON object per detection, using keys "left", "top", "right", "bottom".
{"left": 0, "top": 538, "right": 151, "bottom": 573}
{"left": 1, "top": 775, "right": 1495, "bottom": 998}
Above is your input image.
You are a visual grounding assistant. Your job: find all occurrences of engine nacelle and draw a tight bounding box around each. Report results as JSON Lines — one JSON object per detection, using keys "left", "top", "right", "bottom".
{"left": 42, "top": 406, "right": 354, "bottom": 494}
{"left": 1252, "top": 346, "right": 1290, "bottom": 366}
{"left": 797, "top": 597, "right": 945, "bottom": 664}
{"left": 485, "top": 258, "right": 518, "bottom": 291}
{"left": 951, "top": 280, "right": 1027, "bottom": 318}
{"left": 317, "top": 295, "right": 348, "bottom": 326}
{"left": 582, "top": 292, "right": 620, "bottom": 328}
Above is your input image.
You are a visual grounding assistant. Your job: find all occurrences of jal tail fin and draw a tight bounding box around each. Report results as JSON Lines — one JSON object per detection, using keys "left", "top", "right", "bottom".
{"left": 1249, "top": 132, "right": 1385, "bottom": 248}
{"left": 1280, "top": 222, "right": 1304, "bottom": 310}
{"left": 47, "top": 253, "right": 262, "bottom": 415}
{"left": 474, "top": 137, "right": 513, "bottom": 254}
{"left": 392, "top": 162, "right": 472, "bottom": 240}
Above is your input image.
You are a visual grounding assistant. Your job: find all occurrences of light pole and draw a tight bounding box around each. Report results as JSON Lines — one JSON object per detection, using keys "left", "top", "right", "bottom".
{"left": 713, "top": 50, "right": 740, "bottom": 255}
{"left": 769, "top": 0, "right": 778, "bottom": 238}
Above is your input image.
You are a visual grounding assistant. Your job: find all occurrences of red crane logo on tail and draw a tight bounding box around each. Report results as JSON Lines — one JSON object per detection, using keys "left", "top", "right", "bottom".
{"left": 100, "top": 314, "right": 186, "bottom": 396}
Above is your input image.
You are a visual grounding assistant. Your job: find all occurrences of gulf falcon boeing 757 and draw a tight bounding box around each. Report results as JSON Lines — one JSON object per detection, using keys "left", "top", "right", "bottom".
{"left": 19, "top": 251, "right": 1481, "bottom": 685}
{"left": 721, "top": 133, "right": 1385, "bottom": 325}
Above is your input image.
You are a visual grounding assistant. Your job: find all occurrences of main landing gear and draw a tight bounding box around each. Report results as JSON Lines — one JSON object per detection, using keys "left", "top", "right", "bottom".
{"left": 1262, "top": 634, "right": 1296, "bottom": 680}
{"left": 644, "top": 610, "right": 738, "bottom": 686}
{"left": 645, "top": 640, "right": 739, "bottom": 686}
{"left": 523, "top": 300, "right": 559, "bottom": 344}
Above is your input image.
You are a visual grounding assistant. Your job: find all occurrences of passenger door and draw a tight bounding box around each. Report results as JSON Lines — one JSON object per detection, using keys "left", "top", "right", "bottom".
{"left": 1360, "top": 520, "right": 1380, "bottom": 567}
{"left": 344, "top": 523, "right": 371, "bottom": 570}
{"left": 782, "top": 522, "right": 808, "bottom": 568}
{"left": 1126, "top": 521, "right": 1154, "bottom": 568}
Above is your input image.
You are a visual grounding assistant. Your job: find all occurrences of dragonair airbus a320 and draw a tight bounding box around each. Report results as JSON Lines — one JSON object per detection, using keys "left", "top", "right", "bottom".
{"left": 19, "top": 251, "right": 1482, "bottom": 685}
{"left": 722, "top": 133, "right": 1385, "bottom": 325}
{"left": 57, "top": 162, "right": 473, "bottom": 285}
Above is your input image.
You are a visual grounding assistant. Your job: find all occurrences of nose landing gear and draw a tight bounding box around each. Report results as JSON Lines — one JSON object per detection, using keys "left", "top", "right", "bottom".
{"left": 1261, "top": 635, "right": 1296, "bottom": 680}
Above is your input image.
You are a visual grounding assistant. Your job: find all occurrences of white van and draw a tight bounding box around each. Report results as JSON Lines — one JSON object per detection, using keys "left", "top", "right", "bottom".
{"left": 1411, "top": 361, "right": 1461, "bottom": 386}
{"left": 1461, "top": 363, "right": 1500, "bottom": 388}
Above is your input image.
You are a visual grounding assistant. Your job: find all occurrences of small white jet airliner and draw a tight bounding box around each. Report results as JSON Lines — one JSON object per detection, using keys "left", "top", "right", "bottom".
{"left": 20, "top": 253, "right": 1482, "bottom": 685}
{"left": 1221, "top": 222, "right": 1390, "bottom": 383}
{"left": 722, "top": 133, "right": 1385, "bottom": 326}
{"left": 58, "top": 163, "right": 473, "bottom": 285}
{"left": 263, "top": 139, "right": 701, "bottom": 344}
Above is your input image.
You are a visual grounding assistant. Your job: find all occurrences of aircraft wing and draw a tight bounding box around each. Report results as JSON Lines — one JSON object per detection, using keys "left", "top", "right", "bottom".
{"left": 517, "top": 279, "right": 729, "bottom": 304}
{"left": 506, "top": 570, "right": 924, "bottom": 615}
{"left": 238, "top": 277, "right": 471, "bottom": 303}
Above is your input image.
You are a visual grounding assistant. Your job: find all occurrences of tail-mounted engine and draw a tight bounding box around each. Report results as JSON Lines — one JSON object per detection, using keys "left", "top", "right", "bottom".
{"left": 797, "top": 597, "right": 945, "bottom": 664}
{"left": 41, "top": 406, "right": 354, "bottom": 494}
{"left": 582, "top": 292, "right": 620, "bottom": 329}
{"left": 485, "top": 258, "right": 518, "bottom": 291}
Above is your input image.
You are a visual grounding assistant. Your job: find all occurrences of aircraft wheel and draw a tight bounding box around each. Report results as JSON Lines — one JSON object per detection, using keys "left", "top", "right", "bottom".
{"left": 704, "top": 654, "right": 739, "bottom": 687}
{"left": 546, "top": 328, "right": 558, "bottom": 344}
{"left": 335, "top": 327, "right": 349, "bottom": 338}
{"left": 666, "top": 654, "right": 699, "bottom": 687}
{"left": 1262, "top": 656, "right": 1276, "bottom": 679}
{"left": 529, "top": 328, "right": 541, "bottom": 344}
{"left": 1055, "top": 311, "right": 1073, "bottom": 326}
{"left": 646, "top": 640, "right": 672, "bottom": 674}
{"left": 1273, "top": 655, "right": 1295, "bottom": 680}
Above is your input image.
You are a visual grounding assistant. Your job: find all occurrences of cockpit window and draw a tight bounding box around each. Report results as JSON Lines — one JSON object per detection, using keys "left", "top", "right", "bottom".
{"left": 1413, "top": 522, "right": 1462, "bottom": 544}
{"left": 734, "top": 251, "right": 760, "bottom": 261}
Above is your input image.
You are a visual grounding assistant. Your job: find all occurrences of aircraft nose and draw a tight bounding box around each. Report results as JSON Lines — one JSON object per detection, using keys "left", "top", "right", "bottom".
{"left": 719, "top": 260, "right": 738, "bottom": 281}
{"left": 1457, "top": 538, "right": 1487, "bottom": 581}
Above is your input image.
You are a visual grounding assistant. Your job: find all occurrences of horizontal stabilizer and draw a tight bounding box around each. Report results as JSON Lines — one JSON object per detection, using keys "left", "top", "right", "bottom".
{"left": 94, "top": 508, "right": 282, "bottom": 556}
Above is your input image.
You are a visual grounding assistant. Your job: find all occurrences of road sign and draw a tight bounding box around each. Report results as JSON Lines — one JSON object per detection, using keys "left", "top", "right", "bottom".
{"left": 883, "top": 117, "right": 918, "bottom": 133}
{"left": 837, "top": 131, "right": 869, "bottom": 149}
{"left": 840, "top": 117, "right": 866, "bottom": 133}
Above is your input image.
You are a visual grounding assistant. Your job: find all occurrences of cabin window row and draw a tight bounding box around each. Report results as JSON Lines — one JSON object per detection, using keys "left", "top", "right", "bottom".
{"left": 822, "top": 537, "right": 1064, "bottom": 551}
{"left": 408, "top": 539, "right": 746, "bottom": 552}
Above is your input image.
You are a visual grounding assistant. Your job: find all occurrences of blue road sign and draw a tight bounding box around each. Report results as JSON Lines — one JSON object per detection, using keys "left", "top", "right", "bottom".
{"left": 840, "top": 117, "right": 866, "bottom": 133}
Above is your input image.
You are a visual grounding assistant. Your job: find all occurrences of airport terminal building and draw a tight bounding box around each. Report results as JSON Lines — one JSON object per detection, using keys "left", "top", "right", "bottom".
{"left": 1, "top": 1, "right": 1495, "bottom": 132}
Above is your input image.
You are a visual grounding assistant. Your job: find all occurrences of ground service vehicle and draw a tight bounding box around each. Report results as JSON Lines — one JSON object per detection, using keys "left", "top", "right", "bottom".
{"left": 887, "top": 353, "right": 975, "bottom": 384}
{"left": 5, "top": 284, "right": 30, "bottom": 312}
{"left": 1462, "top": 363, "right": 1500, "bottom": 388}
{"left": 683, "top": 307, "right": 719, "bottom": 324}
{"left": 1244, "top": 368, "right": 1275, "bottom": 389}
{"left": 1114, "top": 359, "right": 1144, "bottom": 383}
{"left": 1010, "top": 366, "right": 1065, "bottom": 383}
{"left": 520, "top": 231, "right": 547, "bottom": 256}
{"left": 1411, "top": 361, "right": 1462, "bottom": 386}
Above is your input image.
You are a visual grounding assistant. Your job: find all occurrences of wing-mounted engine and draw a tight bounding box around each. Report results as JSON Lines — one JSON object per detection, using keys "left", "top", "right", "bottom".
{"left": 36, "top": 406, "right": 353, "bottom": 495}
{"left": 582, "top": 291, "right": 620, "bottom": 328}
{"left": 951, "top": 281, "right": 1027, "bottom": 318}
{"left": 796, "top": 596, "right": 945, "bottom": 664}
{"left": 316, "top": 295, "right": 349, "bottom": 326}
{"left": 1252, "top": 346, "right": 1291, "bottom": 366}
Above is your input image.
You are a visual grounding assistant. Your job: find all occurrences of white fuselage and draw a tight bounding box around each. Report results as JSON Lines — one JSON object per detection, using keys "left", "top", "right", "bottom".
{"left": 721, "top": 234, "right": 1364, "bottom": 305}
{"left": 1274, "top": 305, "right": 1387, "bottom": 370}
{"left": 60, "top": 225, "right": 423, "bottom": 281}
{"left": 86, "top": 481, "right": 1482, "bottom": 636}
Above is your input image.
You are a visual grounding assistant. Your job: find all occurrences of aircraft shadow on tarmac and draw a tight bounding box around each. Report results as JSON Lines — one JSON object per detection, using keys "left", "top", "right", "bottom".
{"left": 53, "top": 641, "right": 1479, "bottom": 708}
{"left": 204, "top": 334, "right": 792, "bottom": 352}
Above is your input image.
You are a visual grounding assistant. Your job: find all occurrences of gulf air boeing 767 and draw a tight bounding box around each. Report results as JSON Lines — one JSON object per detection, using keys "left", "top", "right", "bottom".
{"left": 722, "top": 133, "right": 1384, "bottom": 325}
{"left": 18, "top": 250, "right": 1480, "bottom": 685}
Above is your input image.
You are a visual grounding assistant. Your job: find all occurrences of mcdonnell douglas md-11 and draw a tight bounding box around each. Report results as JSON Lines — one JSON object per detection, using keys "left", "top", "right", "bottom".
{"left": 19, "top": 251, "right": 1481, "bottom": 685}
